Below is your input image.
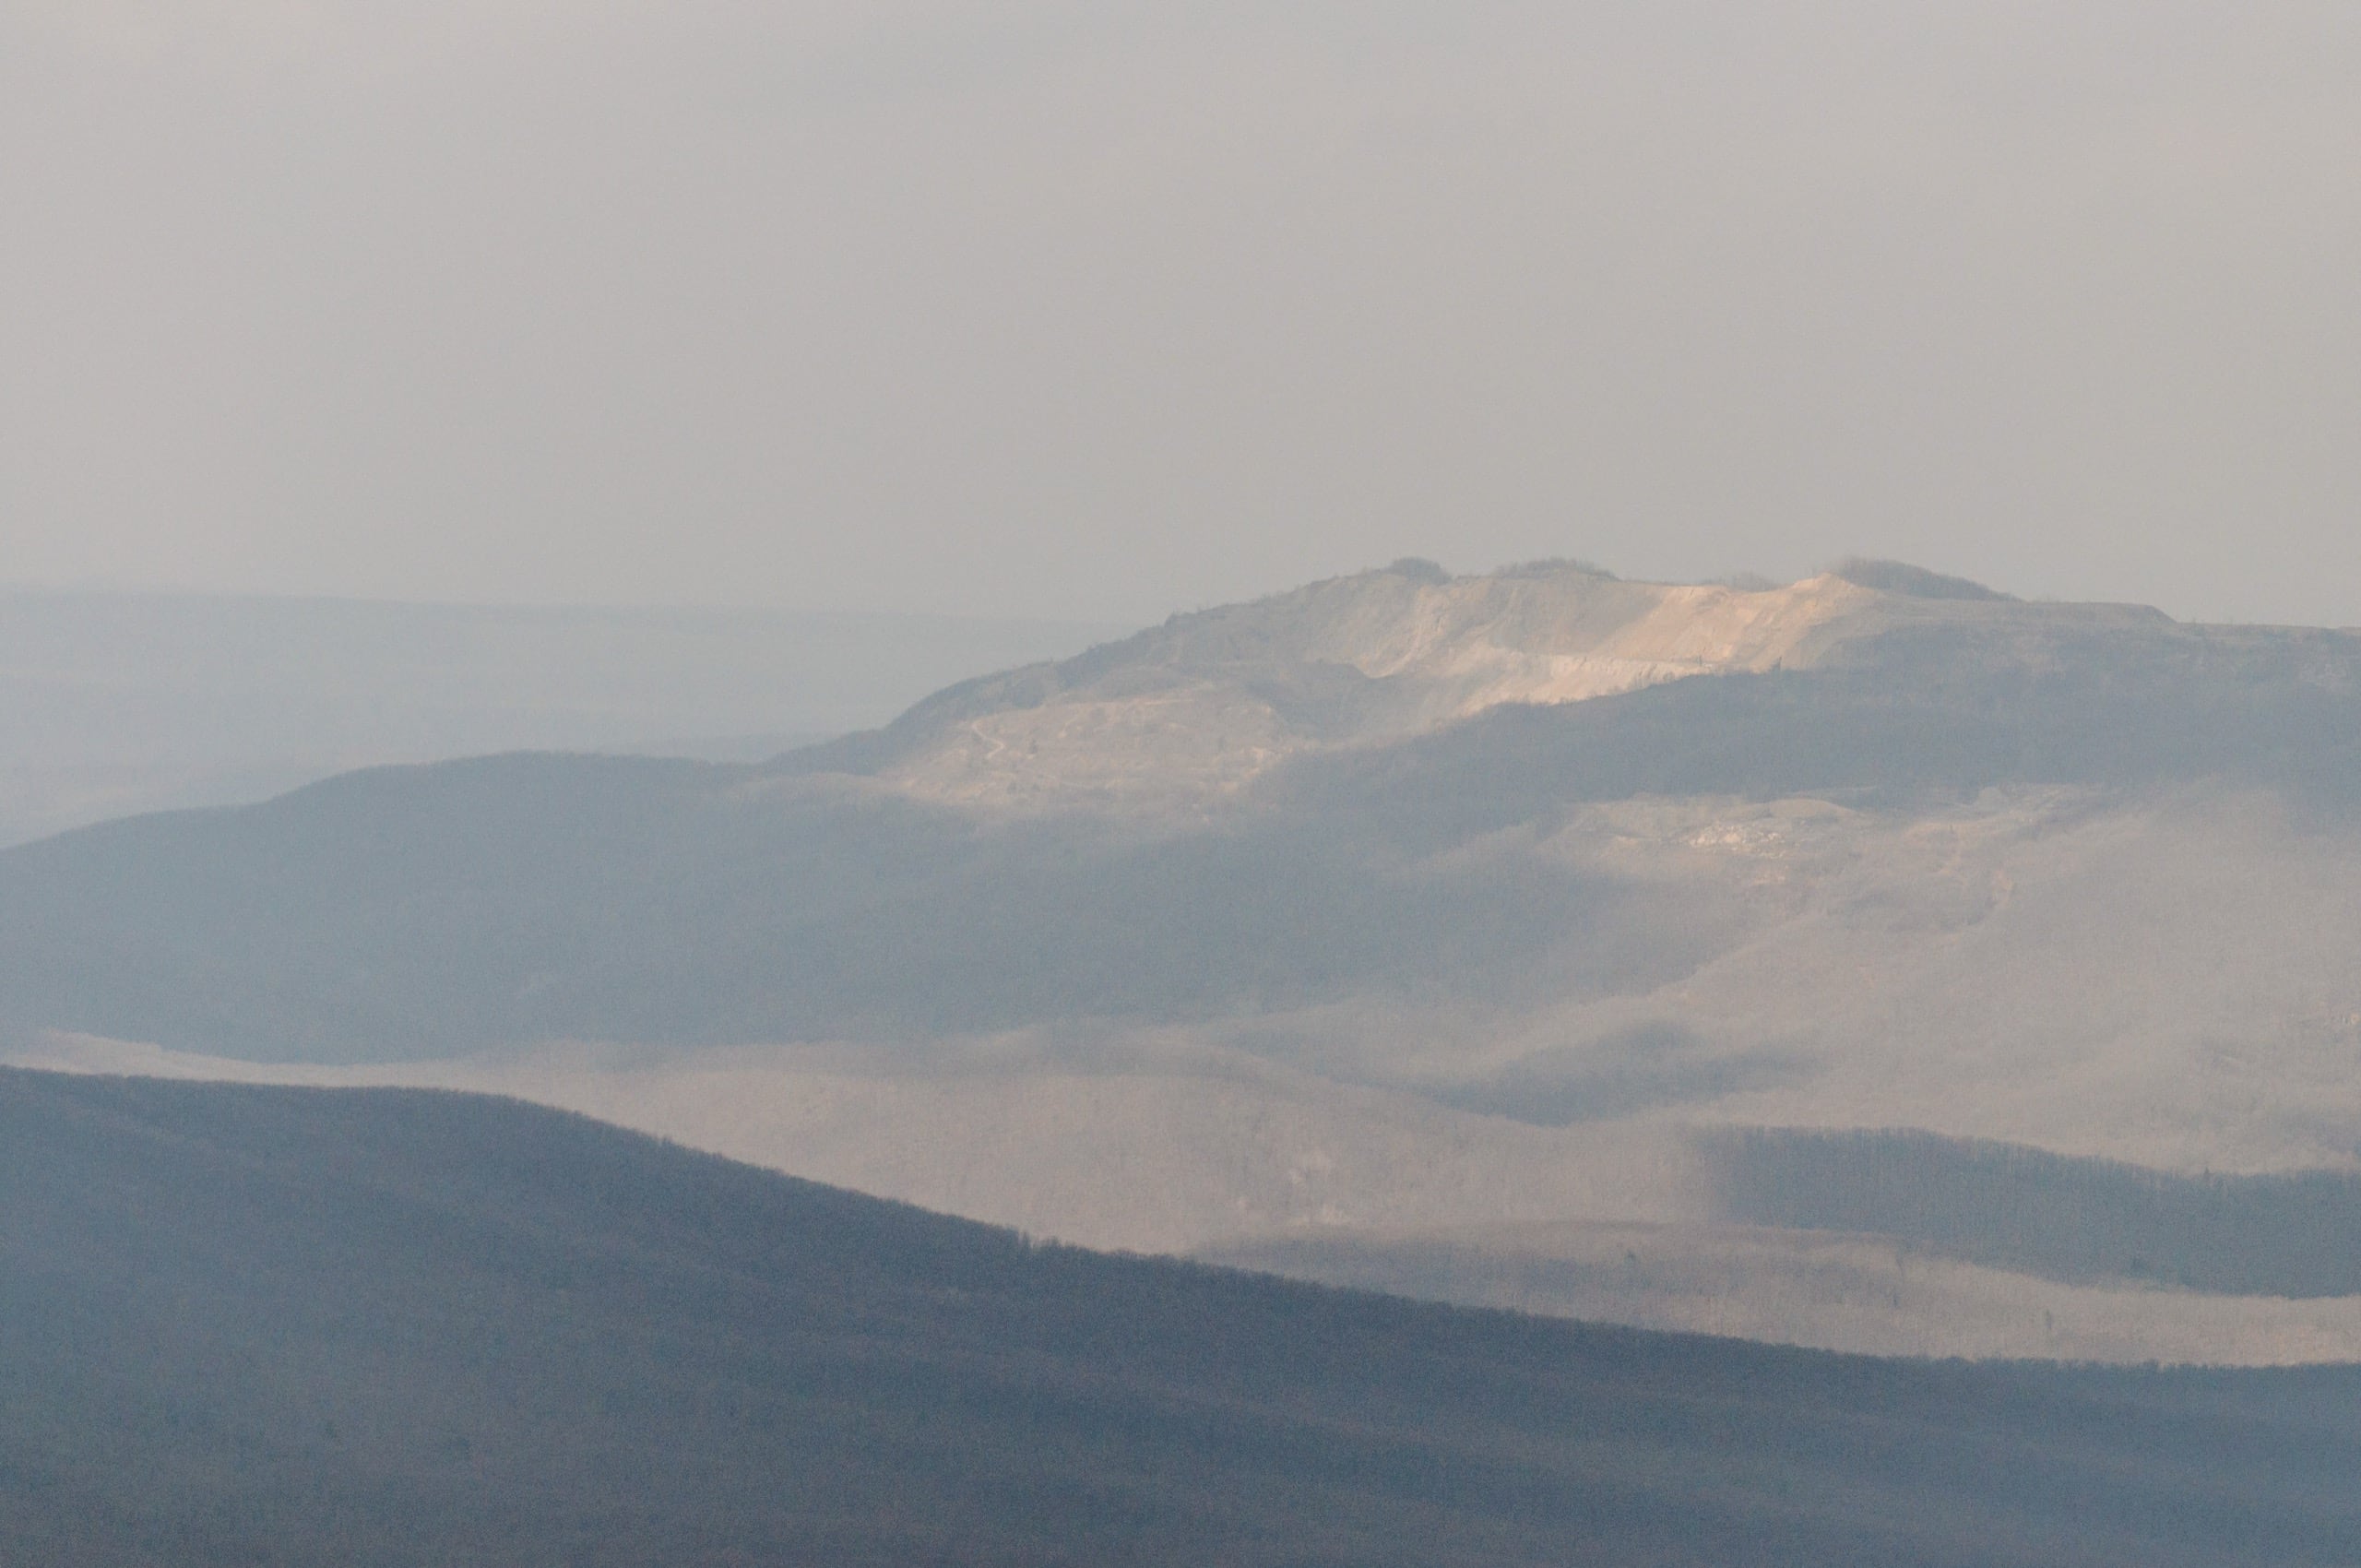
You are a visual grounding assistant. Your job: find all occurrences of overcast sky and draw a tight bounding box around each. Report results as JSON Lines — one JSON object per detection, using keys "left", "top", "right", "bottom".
{"left": 6, "top": 1, "right": 2358, "bottom": 626}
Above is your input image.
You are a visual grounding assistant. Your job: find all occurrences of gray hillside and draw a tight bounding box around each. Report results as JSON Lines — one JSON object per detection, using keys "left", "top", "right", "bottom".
{"left": 18, "top": 1067, "right": 2361, "bottom": 1566}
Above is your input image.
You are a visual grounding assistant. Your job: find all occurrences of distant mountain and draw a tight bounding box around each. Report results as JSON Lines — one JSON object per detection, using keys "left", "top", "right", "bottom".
{"left": 0, "top": 590, "right": 1116, "bottom": 846}
{"left": 791, "top": 556, "right": 2353, "bottom": 814}
{"left": 11, "top": 1065, "right": 2361, "bottom": 1568}
{"left": 811, "top": 561, "right": 1878, "bottom": 810}
{"left": 11, "top": 559, "right": 2361, "bottom": 1360}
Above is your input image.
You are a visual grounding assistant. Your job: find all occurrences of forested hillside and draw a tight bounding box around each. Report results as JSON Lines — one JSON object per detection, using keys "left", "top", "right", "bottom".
{"left": 9, "top": 1067, "right": 2361, "bottom": 1567}
{"left": 1709, "top": 1129, "right": 2361, "bottom": 1295}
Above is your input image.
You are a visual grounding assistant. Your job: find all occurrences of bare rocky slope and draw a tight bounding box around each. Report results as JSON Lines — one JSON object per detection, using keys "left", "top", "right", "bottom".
{"left": 12, "top": 557, "right": 2361, "bottom": 1361}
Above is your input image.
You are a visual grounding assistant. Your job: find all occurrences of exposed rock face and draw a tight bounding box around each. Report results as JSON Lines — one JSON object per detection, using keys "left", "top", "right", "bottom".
{"left": 844, "top": 557, "right": 2356, "bottom": 814}
{"left": 1288, "top": 568, "right": 1872, "bottom": 712}
{"left": 865, "top": 563, "right": 1881, "bottom": 810}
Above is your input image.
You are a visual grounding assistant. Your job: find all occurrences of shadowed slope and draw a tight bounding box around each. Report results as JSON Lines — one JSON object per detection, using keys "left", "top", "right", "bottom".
{"left": 10, "top": 1067, "right": 2361, "bottom": 1567}
{"left": 1706, "top": 1129, "right": 2361, "bottom": 1296}
{"left": 0, "top": 751, "right": 1662, "bottom": 1061}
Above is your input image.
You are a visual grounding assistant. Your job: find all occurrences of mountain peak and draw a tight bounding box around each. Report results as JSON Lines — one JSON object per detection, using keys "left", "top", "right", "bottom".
{"left": 795, "top": 558, "right": 2228, "bottom": 814}
{"left": 1829, "top": 558, "right": 2014, "bottom": 601}
{"left": 840, "top": 562, "right": 1886, "bottom": 812}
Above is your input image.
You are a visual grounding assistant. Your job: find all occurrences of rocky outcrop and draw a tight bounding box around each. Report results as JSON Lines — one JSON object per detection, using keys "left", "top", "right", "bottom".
{"left": 848, "top": 562, "right": 1888, "bottom": 811}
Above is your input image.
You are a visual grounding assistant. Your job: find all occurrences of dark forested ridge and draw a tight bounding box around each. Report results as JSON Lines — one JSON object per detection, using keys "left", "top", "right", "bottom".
{"left": 1710, "top": 1127, "right": 2361, "bottom": 1296}
{"left": 6, "top": 1067, "right": 2361, "bottom": 1568}
{"left": 0, "top": 750, "right": 1680, "bottom": 1062}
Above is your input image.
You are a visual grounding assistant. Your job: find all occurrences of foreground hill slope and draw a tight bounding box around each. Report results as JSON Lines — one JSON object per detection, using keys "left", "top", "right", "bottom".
{"left": 9, "top": 1066, "right": 2361, "bottom": 1568}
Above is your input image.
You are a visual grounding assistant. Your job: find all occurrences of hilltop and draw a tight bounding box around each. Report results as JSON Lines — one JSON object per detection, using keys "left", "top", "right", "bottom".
{"left": 802, "top": 557, "right": 2261, "bottom": 813}
{"left": 832, "top": 561, "right": 1875, "bottom": 809}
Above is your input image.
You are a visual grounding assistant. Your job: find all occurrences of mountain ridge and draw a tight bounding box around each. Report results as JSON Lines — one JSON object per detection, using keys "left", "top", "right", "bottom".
{"left": 765, "top": 558, "right": 2355, "bottom": 814}
{"left": 13, "top": 558, "right": 2361, "bottom": 1362}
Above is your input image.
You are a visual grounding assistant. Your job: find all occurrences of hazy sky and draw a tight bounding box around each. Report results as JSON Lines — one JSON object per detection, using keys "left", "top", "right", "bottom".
{"left": 6, "top": 1, "right": 2359, "bottom": 626}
